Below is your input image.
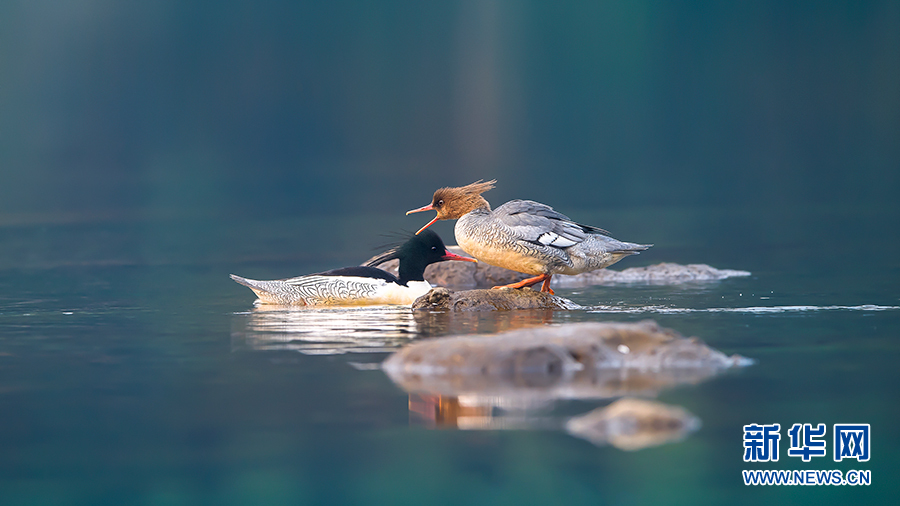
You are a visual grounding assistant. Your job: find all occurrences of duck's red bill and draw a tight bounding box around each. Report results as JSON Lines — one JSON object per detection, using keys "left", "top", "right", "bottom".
{"left": 441, "top": 250, "right": 477, "bottom": 263}
{"left": 414, "top": 215, "right": 439, "bottom": 235}
{"left": 406, "top": 204, "right": 438, "bottom": 235}
{"left": 405, "top": 204, "right": 433, "bottom": 215}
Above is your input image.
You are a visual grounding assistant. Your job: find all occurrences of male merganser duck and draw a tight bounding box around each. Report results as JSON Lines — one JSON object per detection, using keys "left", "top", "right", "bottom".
{"left": 407, "top": 180, "right": 650, "bottom": 294}
{"left": 230, "top": 230, "right": 476, "bottom": 306}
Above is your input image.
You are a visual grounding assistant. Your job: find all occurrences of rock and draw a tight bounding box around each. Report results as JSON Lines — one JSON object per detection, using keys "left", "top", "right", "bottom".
{"left": 565, "top": 398, "right": 701, "bottom": 450}
{"left": 552, "top": 262, "right": 752, "bottom": 287}
{"left": 411, "top": 287, "right": 582, "bottom": 311}
{"left": 365, "top": 248, "right": 749, "bottom": 288}
{"left": 381, "top": 320, "right": 753, "bottom": 402}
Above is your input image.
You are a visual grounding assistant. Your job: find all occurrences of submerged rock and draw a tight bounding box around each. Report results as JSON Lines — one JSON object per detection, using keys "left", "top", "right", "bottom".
{"left": 565, "top": 398, "right": 701, "bottom": 450}
{"left": 411, "top": 287, "right": 581, "bottom": 311}
{"left": 366, "top": 248, "right": 749, "bottom": 288}
{"left": 382, "top": 320, "right": 752, "bottom": 401}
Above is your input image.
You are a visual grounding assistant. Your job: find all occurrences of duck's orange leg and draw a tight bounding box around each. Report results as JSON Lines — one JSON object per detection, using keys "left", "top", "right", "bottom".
{"left": 540, "top": 276, "right": 554, "bottom": 295}
{"left": 492, "top": 273, "right": 553, "bottom": 294}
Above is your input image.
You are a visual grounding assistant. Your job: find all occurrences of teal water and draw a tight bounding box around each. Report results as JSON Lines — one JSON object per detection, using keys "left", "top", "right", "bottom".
{"left": 1, "top": 1, "right": 897, "bottom": 504}
{"left": 1, "top": 204, "right": 897, "bottom": 505}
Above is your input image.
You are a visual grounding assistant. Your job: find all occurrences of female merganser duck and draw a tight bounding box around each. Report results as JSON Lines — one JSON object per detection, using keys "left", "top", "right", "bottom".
{"left": 230, "top": 230, "right": 475, "bottom": 306}
{"left": 407, "top": 180, "right": 650, "bottom": 294}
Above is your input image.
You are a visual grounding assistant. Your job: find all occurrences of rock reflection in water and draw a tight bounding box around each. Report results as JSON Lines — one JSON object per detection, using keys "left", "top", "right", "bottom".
{"left": 410, "top": 308, "right": 556, "bottom": 339}
{"left": 566, "top": 398, "right": 701, "bottom": 450}
{"left": 406, "top": 393, "right": 699, "bottom": 450}
{"left": 385, "top": 321, "right": 750, "bottom": 449}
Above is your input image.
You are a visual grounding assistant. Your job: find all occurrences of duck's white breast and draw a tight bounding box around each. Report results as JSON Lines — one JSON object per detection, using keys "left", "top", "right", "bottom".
{"left": 375, "top": 280, "right": 433, "bottom": 305}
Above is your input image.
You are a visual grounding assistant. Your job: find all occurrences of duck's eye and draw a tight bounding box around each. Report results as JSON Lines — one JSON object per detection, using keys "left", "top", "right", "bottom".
{"left": 431, "top": 246, "right": 437, "bottom": 250}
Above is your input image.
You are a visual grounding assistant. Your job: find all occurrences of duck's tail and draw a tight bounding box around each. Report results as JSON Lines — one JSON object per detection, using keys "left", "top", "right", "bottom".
{"left": 608, "top": 242, "right": 652, "bottom": 264}
{"left": 230, "top": 274, "right": 308, "bottom": 305}
{"left": 617, "top": 242, "right": 653, "bottom": 255}
{"left": 571, "top": 237, "right": 653, "bottom": 272}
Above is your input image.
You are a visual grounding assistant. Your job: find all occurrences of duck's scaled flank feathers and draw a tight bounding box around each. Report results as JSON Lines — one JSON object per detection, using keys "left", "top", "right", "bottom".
{"left": 229, "top": 230, "right": 473, "bottom": 305}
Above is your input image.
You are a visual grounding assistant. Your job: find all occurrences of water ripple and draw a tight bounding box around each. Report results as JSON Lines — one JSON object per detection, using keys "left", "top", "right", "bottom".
{"left": 587, "top": 304, "right": 900, "bottom": 314}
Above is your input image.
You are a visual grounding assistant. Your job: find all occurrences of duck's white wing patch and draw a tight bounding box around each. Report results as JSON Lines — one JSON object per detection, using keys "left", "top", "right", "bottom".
{"left": 536, "top": 231, "right": 578, "bottom": 248}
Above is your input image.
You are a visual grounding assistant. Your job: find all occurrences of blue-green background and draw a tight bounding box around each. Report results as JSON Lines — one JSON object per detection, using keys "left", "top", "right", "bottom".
{"left": 1, "top": 1, "right": 898, "bottom": 504}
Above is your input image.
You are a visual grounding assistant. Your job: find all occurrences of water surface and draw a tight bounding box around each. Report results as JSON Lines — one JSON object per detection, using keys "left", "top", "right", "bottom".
{"left": 0, "top": 205, "right": 898, "bottom": 505}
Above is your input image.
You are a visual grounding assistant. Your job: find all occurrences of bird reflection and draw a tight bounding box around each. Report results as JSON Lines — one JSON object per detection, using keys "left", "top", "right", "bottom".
{"left": 408, "top": 394, "right": 494, "bottom": 429}
{"left": 408, "top": 393, "right": 555, "bottom": 430}
{"left": 232, "top": 304, "right": 562, "bottom": 355}
{"left": 231, "top": 304, "right": 421, "bottom": 355}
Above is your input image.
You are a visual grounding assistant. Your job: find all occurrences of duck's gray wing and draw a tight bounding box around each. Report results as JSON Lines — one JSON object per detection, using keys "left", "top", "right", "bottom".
{"left": 493, "top": 199, "right": 610, "bottom": 249}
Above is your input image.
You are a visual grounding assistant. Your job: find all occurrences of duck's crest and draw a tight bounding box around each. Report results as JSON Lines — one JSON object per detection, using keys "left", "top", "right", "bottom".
{"left": 364, "top": 247, "right": 401, "bottom": 268}
{"left": 440, "top": 179, "right": 496, "bottom": 196}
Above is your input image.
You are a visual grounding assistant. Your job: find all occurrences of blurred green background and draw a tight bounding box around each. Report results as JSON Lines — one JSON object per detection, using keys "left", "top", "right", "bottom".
{"left": 2, "top": 0, "right": 897, "bottom": 221}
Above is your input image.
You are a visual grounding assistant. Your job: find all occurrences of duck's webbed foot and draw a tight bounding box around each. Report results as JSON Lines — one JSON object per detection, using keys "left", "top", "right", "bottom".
{"left": 492, "top": 273, "right": 553, "bottom": 294}
{"left": 540, "top": 276, "right": 554, "bottom": 295}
